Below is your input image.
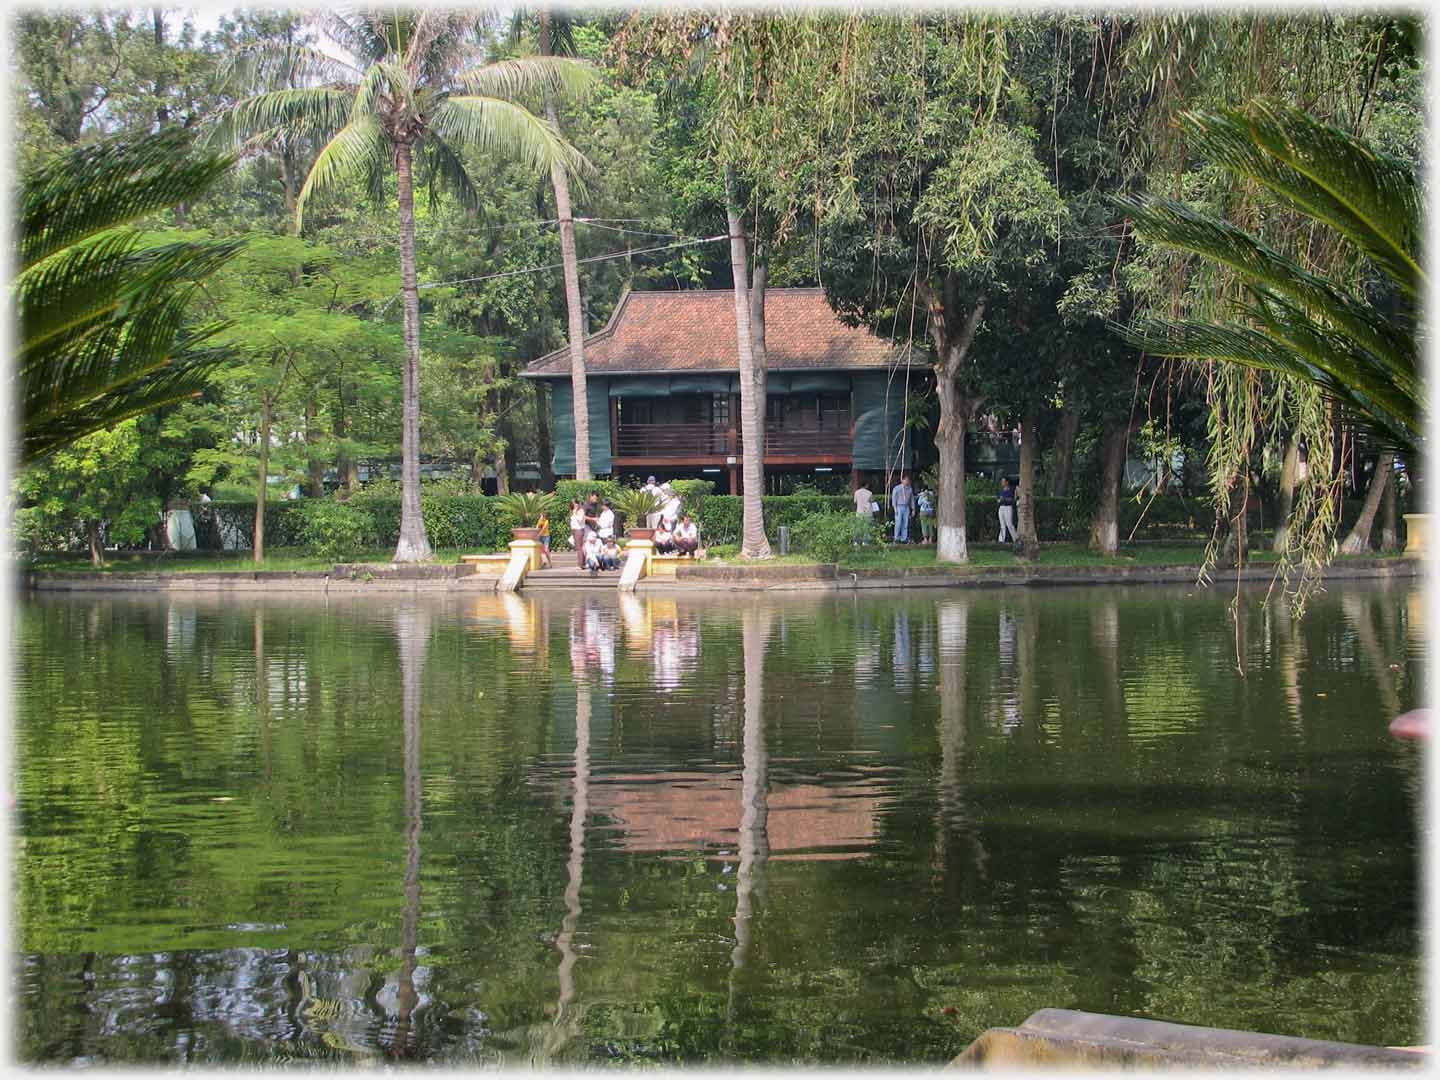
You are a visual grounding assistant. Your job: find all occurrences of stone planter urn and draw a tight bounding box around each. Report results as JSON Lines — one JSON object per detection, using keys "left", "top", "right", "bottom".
{"left": 628, "top": 527, "right": 657, "bottom": 541}
{"left": 1403, "top": 513, "right": 1428, "bottom": 556}
{"left": 510, "top": 526, "right": 541, "bottom": 542}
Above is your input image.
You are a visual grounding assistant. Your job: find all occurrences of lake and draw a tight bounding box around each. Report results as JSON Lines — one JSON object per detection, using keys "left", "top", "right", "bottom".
{"left": 13, "top": 582, "right": 1424, "bottom": 1064}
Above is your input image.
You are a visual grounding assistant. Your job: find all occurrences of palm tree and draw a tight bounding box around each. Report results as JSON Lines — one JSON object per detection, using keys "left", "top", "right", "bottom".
{"left": 16, "top": 130, "right": 241, "bottom": 465}
{"left": 212, "top": 9, "right": 591, "bottom": 561}
{"left": 1118, "top": 101, "right": 1423, "bottom": 460}
{"left": 537, "top": 7, "right": 592, "bottom": 482}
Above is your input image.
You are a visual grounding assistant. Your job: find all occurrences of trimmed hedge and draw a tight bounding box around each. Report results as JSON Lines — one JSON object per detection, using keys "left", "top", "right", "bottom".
{"left": 196, "top": 492, "right": 1390, "bottom": 555}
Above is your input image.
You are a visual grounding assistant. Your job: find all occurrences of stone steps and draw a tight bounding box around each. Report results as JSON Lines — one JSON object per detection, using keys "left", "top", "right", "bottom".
{"left": 521, "top": 567, "right": 620, "bottom": 590}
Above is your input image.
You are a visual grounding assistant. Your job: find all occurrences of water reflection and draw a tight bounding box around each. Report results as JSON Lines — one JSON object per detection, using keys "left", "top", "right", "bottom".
{"left": 13, "top": 584, "right": 1425, "bottom": 1065}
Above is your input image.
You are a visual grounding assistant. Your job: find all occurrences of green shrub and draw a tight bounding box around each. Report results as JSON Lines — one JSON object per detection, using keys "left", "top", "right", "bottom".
{"left": 554, "top": 479, "right": 622, "bottom": 508}
{"left": 297, "top": 499, "right": 373, "bottom": 561}
{"left": 790, "top": 511, "right": 873, "bottom": 562}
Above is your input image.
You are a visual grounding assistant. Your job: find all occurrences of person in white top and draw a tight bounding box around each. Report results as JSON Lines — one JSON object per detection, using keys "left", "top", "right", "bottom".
{"left": 854, "top": 480, "right": 874, "bottom": 517}
{"left": 673, "top": 514, "right": 700, "bottom": 557}
{"left": 582, "top": 529, "right": 604, "bottom": 573}
{"left": 643, "top": 475, "right": 663, "bottom": 529}
{"left": 660, "top": 484, "right": 682, "bottom": 529}
{"left": 597, "top": 500, "right": 616, "bottom": 540}
{"left": 569, "top": 500, "right": 587, "bottom": 568}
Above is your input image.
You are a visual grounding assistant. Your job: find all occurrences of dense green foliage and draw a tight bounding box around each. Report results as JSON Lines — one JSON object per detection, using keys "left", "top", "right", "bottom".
{"left": 10, "top": 8, "right": 1423, "bottom": 571}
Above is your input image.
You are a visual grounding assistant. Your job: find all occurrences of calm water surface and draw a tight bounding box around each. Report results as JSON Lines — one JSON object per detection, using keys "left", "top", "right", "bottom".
{"left": 13, "top": 583, "right": 1425, "bottom": 1064}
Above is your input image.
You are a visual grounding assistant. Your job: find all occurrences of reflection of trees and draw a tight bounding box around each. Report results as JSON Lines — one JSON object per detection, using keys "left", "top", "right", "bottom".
{"left": 1270, "top": 601, "right": 1306, "bottom": 729}
{"left": 538, "top": 678, "right": 590, "bottom": 1064}
{"left": 1340, "top": 592, "right": 1403, "bottom": 720}
{"left": 727, "top": 606, "right": 772, "bottom": 1051}
{"left": 934, "top": 599, "right": 987, "bottom": 882}
{"left": 389, "top": 604, "right": 429, "bottom": 1059}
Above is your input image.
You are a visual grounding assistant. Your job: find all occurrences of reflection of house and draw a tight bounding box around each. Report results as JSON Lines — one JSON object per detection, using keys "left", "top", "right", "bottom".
{"left": 522, "top": 289, "right": 921, "bottom": 492}
{"left": 590, "top": 771, "right": 879, "bottom": 861}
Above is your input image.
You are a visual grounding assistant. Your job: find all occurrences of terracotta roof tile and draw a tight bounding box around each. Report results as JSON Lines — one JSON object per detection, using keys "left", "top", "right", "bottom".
{"left": 523, "top": 288, "right": 899, "bottom": 377}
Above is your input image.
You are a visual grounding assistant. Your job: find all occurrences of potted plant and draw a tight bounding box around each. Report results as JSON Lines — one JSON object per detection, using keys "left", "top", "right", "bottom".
{"left": 613, "top": 487, "right": 665, "bottom": 540}
{"left": 496, "top": 490, "right": 560, "bottom": 541}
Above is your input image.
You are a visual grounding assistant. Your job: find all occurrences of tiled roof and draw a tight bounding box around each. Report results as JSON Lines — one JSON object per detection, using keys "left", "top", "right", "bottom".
{"left": 523, "top": 288, "right": 900, "bottom": 377}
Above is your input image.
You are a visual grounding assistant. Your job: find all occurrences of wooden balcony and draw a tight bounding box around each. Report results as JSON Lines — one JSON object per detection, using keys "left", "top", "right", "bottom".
{"left": 614, "top": 423, "right": 851, "bottom": 463}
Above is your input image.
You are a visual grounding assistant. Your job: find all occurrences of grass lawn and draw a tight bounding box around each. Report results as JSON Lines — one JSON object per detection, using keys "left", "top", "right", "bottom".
{"left": 703, "top": 541, "right": 1258, "bottom": 570}
{"left": 18, "top": 547, "right": 477, "bottom": 574}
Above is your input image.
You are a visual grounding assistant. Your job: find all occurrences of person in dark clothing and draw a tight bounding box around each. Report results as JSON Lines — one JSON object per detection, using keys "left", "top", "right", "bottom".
{"left": 998, "top": 476, "right": 1017, "bottom": 544}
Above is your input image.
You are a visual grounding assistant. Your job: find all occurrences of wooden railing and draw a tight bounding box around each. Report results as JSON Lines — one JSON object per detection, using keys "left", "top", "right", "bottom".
{"left": 615, "top": 423, "right": 851, "bottom": 459}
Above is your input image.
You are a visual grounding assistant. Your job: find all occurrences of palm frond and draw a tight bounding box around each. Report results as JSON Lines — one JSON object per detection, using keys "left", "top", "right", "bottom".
{"left": 431, "top": 96, "right": 590, "bottom": 183}
{"left": 207, "top": 87, "right": 354, "bottom": 151}
{"left": 423, "top": 137, "right": 481, "bottom": 216}
{"left": 1120, "top": 315, "right": 1419, "bottom": 455}
{"left": 296, "top": 117, "right": 391, "bottom": 230}
{"left": 1116, "top": 193, "right": 1416, "bottom": 391}
{"left": 457, "top": 55, "right": 597, "bottom": 104}
{"left": 16, "top": 131, "right": 243, "bottom": 465}
{"left": 1177, "top": 102, "right": 1423, "bottom": 298}
{"left": 218, "top": 42, "right": 362, "bottom": 96}
{"left": 19, "top": 130, "right": 234, "bottom": 270}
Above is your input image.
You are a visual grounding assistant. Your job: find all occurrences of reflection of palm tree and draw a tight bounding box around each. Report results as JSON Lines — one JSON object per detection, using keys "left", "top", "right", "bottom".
{"left": 390, "top": 605, "right": 430, "bottom": 1059}
{"left": 536, "top": 677, "right": 590, "bottom": 1065}
{"left": 727, "top": 607, "right": 772, "bottom": 1043}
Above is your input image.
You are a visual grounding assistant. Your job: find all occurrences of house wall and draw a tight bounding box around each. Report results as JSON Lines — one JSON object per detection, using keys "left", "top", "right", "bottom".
{"left": 851, "top": 372, "right": 911, "bottom": 471}
{"left": 548, "top": 378, "right": 612, "bottom": 476}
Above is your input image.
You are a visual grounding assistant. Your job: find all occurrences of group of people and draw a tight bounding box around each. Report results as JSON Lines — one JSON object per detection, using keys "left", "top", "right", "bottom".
{"left": 564, "top": 480, "right": 700, "bottom": 575}
{"left": 853, "top": 472, "right": 1018, "bottom": 545}
{"left": 854, "top": 473, "right": 937, "bottom": 544}
{"left": 640, "top": 477, "right": 701, "bottom": 558}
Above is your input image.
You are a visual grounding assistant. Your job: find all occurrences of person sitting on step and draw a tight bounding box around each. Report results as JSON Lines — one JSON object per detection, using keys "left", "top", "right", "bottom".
{"left": 653, "top": 522, "right": 674, "bottom": 554}
{"left": 600, "top": 536, "right": 622, "bottom": 571}
{"left": 582, "top": 528, "right": 604, "bottom": 574}
{"left": 673, "top": 514, "right": 700, "bottom": 558}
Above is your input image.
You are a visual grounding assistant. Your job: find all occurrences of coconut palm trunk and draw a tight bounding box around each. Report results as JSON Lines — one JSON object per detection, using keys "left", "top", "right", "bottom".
{"left": 541, "top": 10, "right": 591, "bottom": 481}
{"left": 724, "top": 165, "right": 771, "bottom": 559}
{"left": 393, "top": 141, "right": 434, "bottom": 562}
{"left": 1089, "top": 420, "right": 1131, "bottom": 556}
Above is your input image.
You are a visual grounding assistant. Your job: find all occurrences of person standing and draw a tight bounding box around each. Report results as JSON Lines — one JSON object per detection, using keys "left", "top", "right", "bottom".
{"left": 643, "top": 475, "right": 663, "bottom": 529}
{"left": 659, "top": 484, "right": 682, "bottom": 530}
{"left": 536, "top": 509, "right": 553, "bottom": 569}
{"left": 854, "top": 478, "right": 874, "bottom": 517}
{"left": 569, "top": 500, "right": 587, "bottom": 569}
{"left": 597, "top": 500, "right": 616, "bottom": 543}
{"left": 998, "top": 476, "right": 1017, "bottom": 544}
{"left": 917, "top": 484, "right": 935, "bottom": 544}
{"left": 891, "top": 473, "right": 913, "bottom": 543}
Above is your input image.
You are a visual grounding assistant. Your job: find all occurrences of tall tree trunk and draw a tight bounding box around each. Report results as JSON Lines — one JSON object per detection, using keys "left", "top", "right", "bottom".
{"left": 1380, "top": 460, "right": 1398, "bottom": 551}
{"left": 1049, "top": 407, "right": 1080, "bottom": 498}
{"left": 1341, "top": 452, "right": 1393, "bottom": 554}
{"left": 1222, "top": 477, "right": 1249, "bottom": 566}
{"left": 280, "top": 145, "right": 298, "bottom": 235}
{"left": 919, "top": 277, "right": 985, "bottom": 565}
{"left": 1272, "top": 434, "right": 1299, "bottom": 552}
{"left": 255, "top": 395, "right": 271, "bottom": 563}
{"left": 724, "top": 164, "right": 771, "bottom": 559}
{"left": 334, "top": 375, "right": 357, "bottom": 495}
{"left": 305, "top": 397, "right": 324, "bottom": 496}
{"left": 88, "top": 519, "right": 103, "bottom": 567}
{"left": 392, "top": 140, "right": 434, "bottom": 562}
{"left": 1016, "top": 411, "right": 1040, "bottom": 560}
{"left": 497, "top": 381, "right": 517, "bottom": 491}
{"left": 1089, "top": 420, "right": 1130, "bottom": 556}
{"left": 541, "top": 10, "right": 591, "bottom": 481}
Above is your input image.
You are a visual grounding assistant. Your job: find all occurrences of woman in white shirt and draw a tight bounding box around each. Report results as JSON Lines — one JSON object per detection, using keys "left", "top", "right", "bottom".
{"left": 569, "top": 501, "right": 587, "bottom": 568}
{"left": 597, "top": 500, "right": 616, "bottom": 541}
{"left": 660, "top": 485, "right": 682, "bottom": 530}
